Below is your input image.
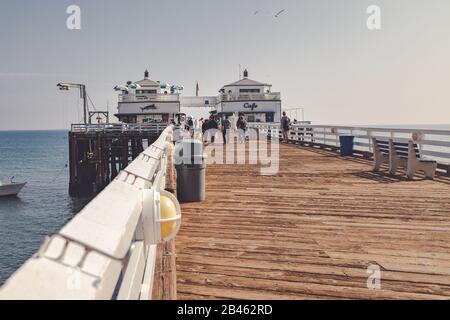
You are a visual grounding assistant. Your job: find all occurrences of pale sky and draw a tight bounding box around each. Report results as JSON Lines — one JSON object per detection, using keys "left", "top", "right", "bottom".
{"left": 1, "top": 0, "right": 450, "bottom": 130}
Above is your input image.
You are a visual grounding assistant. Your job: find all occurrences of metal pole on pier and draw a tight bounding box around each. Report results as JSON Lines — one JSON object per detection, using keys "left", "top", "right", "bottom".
{"left": 81, "top": 85, "right": 88, "bottom": 125}
{"left": 57, "top": 82, "right": 89, "bottom": 124}
{"left": 285, "top": 107, "right": 305, "bottom": 123}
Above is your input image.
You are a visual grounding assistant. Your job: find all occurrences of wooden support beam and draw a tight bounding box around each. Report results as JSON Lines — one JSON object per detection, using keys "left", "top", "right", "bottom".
{"left": 68, "top": 131, "right": 163, "bottom": 197}
{"left": 68, "top": 132, "right": 78, "bottom": 196}
{"left": 152, "top": 241, "right": 177, "bottom": 300}
{"left": 121, "top": 138, "right": 129, "bottom": 170}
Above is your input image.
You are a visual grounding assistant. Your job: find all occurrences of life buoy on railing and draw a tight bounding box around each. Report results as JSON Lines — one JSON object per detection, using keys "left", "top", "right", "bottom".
{"left": 141, "top": 188, "right": 182, "bottom": 244}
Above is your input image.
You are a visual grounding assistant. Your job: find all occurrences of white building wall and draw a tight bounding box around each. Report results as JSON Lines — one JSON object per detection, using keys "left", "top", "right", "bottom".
{"left": 118, "top": 102, "right": 180, "bottom": 115}
{"left": 220, "top": 100, "right": 281, "bottom": 122}
{"left": 180, "top": 106, "right": 215, "bottom": 121}
{"left": 223, "top": 85, "right": 268, "bottom": 98}
{"left": 181, "top": 96, "right": 217, "bottom": 108}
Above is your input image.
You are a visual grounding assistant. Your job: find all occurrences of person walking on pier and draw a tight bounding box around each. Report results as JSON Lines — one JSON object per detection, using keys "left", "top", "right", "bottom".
{"left": 186, "top": 116, "right": 194, "bottom": 137}
{"left": 201, "top": 118, "right": 208, "bottom": 143}
{"left": 236, "top": 115, "right": 248, "bottom": 144}
{"left": 281, "top": 112, "right": 291, "bottom": 143}
{"left": 205, "top": 115, "right": 218, "bottom": 144}
{"left": 221, "top": 116, "right": 232, "bottom": 144}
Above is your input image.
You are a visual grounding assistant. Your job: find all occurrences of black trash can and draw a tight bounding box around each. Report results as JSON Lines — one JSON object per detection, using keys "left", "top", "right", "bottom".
{"left": 339, "top": 136, "right": 355, "bottom": 156}
{"left": 174, "top": 139, "right": 206, "bottom": 203}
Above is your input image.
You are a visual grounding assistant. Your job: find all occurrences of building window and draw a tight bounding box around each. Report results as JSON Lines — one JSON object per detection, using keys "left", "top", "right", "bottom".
{"left": 240, "top": 89, "right": 260, "bottom": 93}
{"left": 247, "top": 115, "right": 256, "bottom": 122}
{"left": 137, "top": 90, "right": 157, "bottom": 94}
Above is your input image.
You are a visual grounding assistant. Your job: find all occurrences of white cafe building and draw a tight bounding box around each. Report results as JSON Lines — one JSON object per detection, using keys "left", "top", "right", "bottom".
{"left": 115, "top": 70, "right": 181, "bottom": 124}
{"left": 115, "top": 69, "right": 282, "bottom": 124}
{"left": 214, "top": 69, "right": 281, "bottom": 123}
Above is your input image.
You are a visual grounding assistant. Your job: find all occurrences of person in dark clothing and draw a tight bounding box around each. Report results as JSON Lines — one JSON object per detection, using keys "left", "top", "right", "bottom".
{"left": 281, "top": 112, "right": 291, "bottom": 143}
{"left": 236, "top": 116, "right": 248, "bottom": 144}
{"left": 187, "top": 118, "right": 194, "bottom": 129}
{"left": 206, "top": 116, "right": 219, "bottom": 143}
{"left": 201, "top": 118, "right": 208, "bottom": 142}
{"left": 221, "top": 116, "right": 232, "bottom": 144}
{"left": 185, "top": 117, "right": 194, "bottom": 137}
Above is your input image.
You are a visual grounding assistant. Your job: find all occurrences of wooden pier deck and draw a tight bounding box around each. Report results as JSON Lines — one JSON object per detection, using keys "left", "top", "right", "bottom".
{"left": 176, "top": 142, "right": 450, "bottom": 300}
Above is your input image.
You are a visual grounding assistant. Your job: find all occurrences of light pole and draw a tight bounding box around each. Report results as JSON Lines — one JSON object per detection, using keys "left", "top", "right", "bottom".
{"left": 57, "top": 83, "right": 89, "bottom": 124}
{"left": 284, "top": 107, "right": 305, "bottom": 123}
{"left": 300, "top": 107, "right": 305, "bottom": 123}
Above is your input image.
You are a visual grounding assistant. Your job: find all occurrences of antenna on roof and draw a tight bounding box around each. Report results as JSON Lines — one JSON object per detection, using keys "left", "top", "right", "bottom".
{"left": 239, "top": 64, "right": 242, "bottom": 79}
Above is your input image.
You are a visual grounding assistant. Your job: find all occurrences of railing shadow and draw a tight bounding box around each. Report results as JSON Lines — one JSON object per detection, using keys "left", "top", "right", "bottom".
{"left": 349, "top": 170, "right": 409, "bottom": 184}
{"left": 281, "top": 140, "right": 450, "bottom": 185}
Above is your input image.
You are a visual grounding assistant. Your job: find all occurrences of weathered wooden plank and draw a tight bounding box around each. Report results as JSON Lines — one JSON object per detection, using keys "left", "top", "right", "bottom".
{"left": 152, "top": 241, "right": 177, "bottom": 300}
{"left": 176, "top": 142, "right": 450, "bottom": 300}
{"left": 178, "top": 271, "right": 449, "bottom": 300}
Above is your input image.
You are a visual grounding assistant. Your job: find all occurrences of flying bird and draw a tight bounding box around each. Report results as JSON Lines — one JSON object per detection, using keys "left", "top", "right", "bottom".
{"left": 274, "top": 9, "right": 286, "bottom": 18}
{"left": 253, "top": 10, "right": 259, "bottom": 15}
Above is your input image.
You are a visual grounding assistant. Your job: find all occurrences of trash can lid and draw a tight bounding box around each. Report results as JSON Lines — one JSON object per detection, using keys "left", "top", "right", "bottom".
{"left": 175, "top": 139, "right": 204, "bottom": 156}
{"left": 174, "top": 139, "right": 207, "bottom": 165}
{"left": 181, "top": 154, "right": 207, "bottom": 165}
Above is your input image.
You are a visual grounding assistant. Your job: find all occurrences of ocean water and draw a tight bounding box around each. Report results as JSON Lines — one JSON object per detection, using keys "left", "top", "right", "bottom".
{"left": 0, "top": 131, "right": 90, "bottom": 286}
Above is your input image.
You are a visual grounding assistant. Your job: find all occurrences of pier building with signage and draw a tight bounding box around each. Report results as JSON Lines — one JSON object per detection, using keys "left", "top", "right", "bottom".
{"left": 114, "top": 70, "right": 181, "bottom": 124}
{"left": 214, "top": 69, "right": 282, "bottom": 123}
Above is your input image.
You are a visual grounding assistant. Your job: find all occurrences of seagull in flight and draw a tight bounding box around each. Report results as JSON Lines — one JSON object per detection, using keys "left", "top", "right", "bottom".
{"left": 274, "top": 9, "right": 286, "bottom": 18}
{"left": 254, "top": 10, "right": 259, "bottom": 15}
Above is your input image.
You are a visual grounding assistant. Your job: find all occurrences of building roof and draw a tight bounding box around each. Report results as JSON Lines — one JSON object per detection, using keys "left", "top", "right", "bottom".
{"left": 135, "top": 78, "right": 160, "bottom": 87}
{"left": 223, "top": 78, "right": 271, "bottom": 88}
{"left": 134, "top": 69, "right": 160, "bottom": 87}
{"left": 222, "top": 70, "right": 271, "bottom": 88}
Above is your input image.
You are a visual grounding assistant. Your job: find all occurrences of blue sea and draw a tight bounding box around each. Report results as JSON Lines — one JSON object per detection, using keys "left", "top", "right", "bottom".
{"left": 0, "top": 131, "right": 90, "bottom": 286}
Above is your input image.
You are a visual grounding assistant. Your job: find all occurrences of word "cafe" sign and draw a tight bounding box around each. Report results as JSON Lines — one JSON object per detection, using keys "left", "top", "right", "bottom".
{"left": 244, "top": 103, "right": 258, "bottom": 111}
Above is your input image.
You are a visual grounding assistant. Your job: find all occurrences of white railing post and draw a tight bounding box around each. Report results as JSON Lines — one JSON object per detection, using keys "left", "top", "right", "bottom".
{"left": 367, "top": 130, "right": 372, "bottom": 152}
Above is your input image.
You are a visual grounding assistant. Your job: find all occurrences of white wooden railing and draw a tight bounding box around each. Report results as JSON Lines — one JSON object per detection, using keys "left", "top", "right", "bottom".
{"left": 218, "top": 92, "right": 281, "bottom": 102}
{"left": 71, "top": 123, "right": 168, "bottom": 134}
{"left": 250, "top": 123, "right": 450, "bottom": 170}
{"left": 119, "top": 93, "right": 180, "bottom": 103}
{"left": 0, "top": 126, "right": 179, "bottom": 300}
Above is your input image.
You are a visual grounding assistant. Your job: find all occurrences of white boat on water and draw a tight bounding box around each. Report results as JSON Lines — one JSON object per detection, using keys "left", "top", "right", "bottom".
{"left": 0, "top": 177, "right": 26, "bottom": 197}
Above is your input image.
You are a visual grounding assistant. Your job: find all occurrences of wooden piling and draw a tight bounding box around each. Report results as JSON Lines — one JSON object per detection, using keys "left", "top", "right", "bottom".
{"left": 152, "top": 241, "right": 177, "bottom": 300}
{"left": 68, "top": 127, "right": 164, "bottom": 197}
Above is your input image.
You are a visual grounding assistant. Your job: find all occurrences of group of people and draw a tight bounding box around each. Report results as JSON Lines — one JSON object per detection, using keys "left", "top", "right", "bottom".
{"left": 189, "top": 111, "right": 292, "bottom": 145}
{"left": 199, "top": 114, "right": 248, "bottom": 145}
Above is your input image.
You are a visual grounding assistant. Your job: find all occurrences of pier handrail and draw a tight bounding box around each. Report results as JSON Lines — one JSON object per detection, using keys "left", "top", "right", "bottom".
{"left": 71, "top": 123, "right": 168, "bottom": 134}
{"left": 118, "top": 93, "right": 180, "bottom": 103}
{"left": 0, "top": 126, "right": 177, "bottom": 300}
{"left": 218, "top": 92, "right": 281, "bottom": 102}
{"left": 250, "top": 123, "right": 450, "bottom": 170}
